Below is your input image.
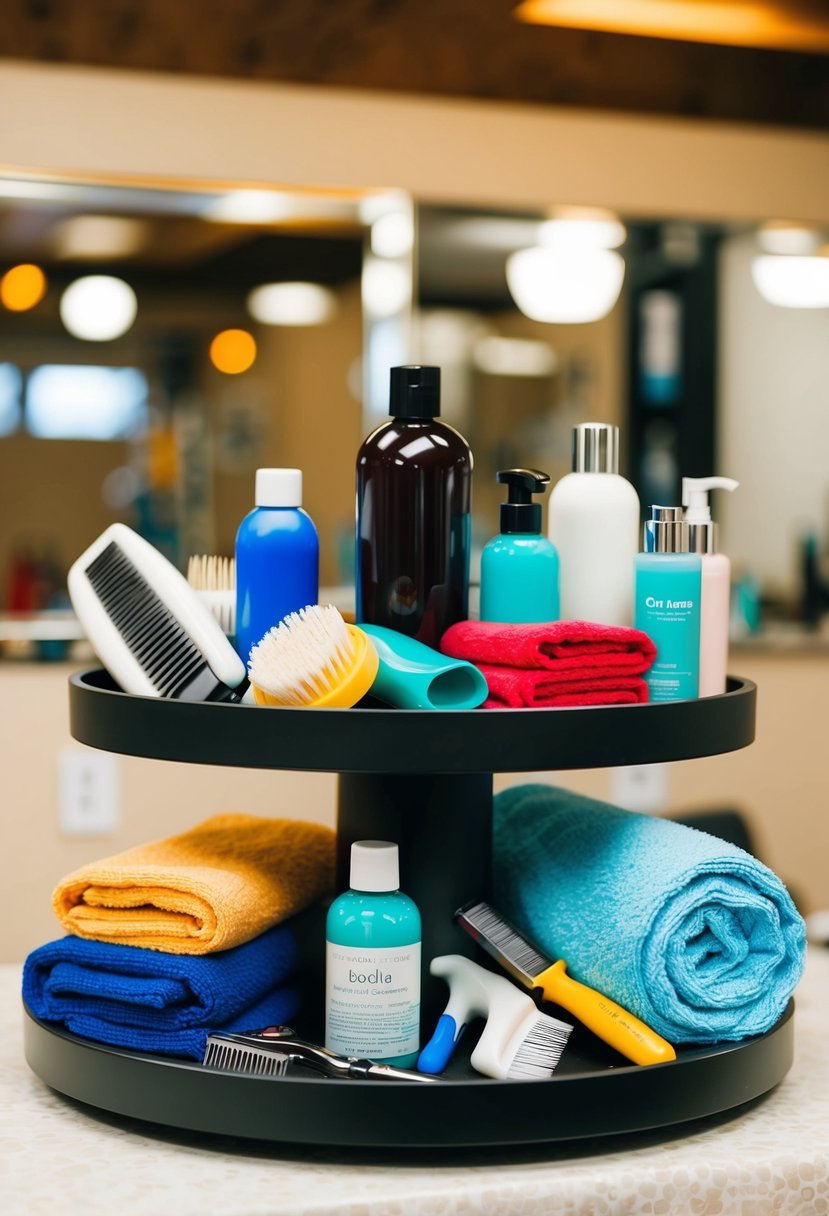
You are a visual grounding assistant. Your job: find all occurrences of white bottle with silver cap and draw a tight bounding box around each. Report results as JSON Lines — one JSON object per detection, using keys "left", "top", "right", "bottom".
{"left": 548, "top": 422, "right": 641, "bottom": 625}
{"left": 682, "top": 475, "right": 739, "bottom": 697}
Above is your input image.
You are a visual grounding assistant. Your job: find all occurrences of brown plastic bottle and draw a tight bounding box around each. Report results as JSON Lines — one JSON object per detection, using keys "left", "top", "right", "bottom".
{"left": 356, "top": 365, "right": 473, "bottom": 648}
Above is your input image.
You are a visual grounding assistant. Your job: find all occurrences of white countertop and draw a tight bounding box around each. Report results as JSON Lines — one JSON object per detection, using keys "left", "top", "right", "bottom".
{"left": 5, "top": 951, "right": 829, "bottom": 1216}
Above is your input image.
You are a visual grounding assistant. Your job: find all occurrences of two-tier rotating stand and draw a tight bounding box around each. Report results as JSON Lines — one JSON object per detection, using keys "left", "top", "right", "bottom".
{"left": 23, "top": 670, "right": 794, "bottom": 1148}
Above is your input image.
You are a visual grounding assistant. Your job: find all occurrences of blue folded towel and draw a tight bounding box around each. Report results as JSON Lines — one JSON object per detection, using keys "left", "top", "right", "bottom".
{"left": 493, "top": 784, "right": 806, "bottom": 1044}
{"left": 22, "top": 922, "right": 300, "bottom": 1059}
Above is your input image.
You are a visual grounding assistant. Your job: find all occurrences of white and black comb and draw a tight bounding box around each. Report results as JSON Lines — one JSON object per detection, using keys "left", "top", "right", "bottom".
{"left": 68, "top": 523, "right": 247, "bottom": 701}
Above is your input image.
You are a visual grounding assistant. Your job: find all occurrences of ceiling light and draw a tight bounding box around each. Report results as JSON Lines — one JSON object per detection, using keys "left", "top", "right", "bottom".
{"left": 371, "top": 211, "right": 415, "bottom": 259}
{"left": 50, "top": 215, "right": 148, "bottom": 260}
{"left": 539, "top": 213, "right": 626, "bottom": 250}
{"left": 362, "top": 258, "right": 413, "bottom": 317}
{"left": 751, "top": 256, "right": 829, "bottom": 309}
{"left": 0, "top": 263, "right": 47, "bottom": 312}
{"left": 358, "top": 190, "right": 412, "bottom": 227}
{"left": 756, "top": 223, "right": 823, "bottom": 257}
{"left": 514, "top": 0, "right": 829, "bottom": 53}
{"left": 473, "top": 336, "right": 558, "bottom": 377}
{"left": 246, "top": 282, "right": 337, "bottom": 326}
{"left": 203, "top": 190, "right": 296, "bottom": 224}
{"left": 506, "top": 247, "right": 625, "bottom": 324}
{"left": 209, "top": 328, "right": 257, "bottom": 374}
{"left": 59, "top": 275, "right": 138, "bottom": 341}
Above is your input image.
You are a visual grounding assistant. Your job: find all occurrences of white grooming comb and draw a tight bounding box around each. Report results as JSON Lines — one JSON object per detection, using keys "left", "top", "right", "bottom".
{"left": 68, "top": 523, "right": 247, "bottom": 700}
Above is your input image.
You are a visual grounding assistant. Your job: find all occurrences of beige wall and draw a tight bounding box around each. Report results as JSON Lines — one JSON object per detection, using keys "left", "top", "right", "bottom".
{"left": 1, "top": 648, "right": 824, "bottom": 963}
{"left": 2, "top": 62, "right": 829, "bottom": 226}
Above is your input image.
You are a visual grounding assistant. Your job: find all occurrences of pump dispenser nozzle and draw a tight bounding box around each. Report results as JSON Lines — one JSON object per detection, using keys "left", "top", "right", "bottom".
{"left": 497, "top": 468, "right": 550, "bottom": 534}
{"left": 681, "top": 476, "right": 739, "bottom": 554}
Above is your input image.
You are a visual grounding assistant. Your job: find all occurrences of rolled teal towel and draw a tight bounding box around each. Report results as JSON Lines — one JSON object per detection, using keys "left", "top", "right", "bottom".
{"left": 492, "top": 784, "right": 806, "bottom": 1044}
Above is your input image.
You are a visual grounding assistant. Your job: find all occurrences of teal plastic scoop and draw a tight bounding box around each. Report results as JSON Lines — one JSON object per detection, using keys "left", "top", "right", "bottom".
{"left": 359, "top": 623, "right": 488, "bottom": 710}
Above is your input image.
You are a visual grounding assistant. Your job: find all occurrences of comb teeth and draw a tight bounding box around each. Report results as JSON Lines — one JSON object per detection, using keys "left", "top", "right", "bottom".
{"left": 202, "top": 1038, "right": 290, "bottom": 1078}
{"left": 506, "top": 1011, "right": 573, "bottom": 1080}
{"left": 86, "top": 541, "right": 208, "bottom": 697}
{"left": 459, "top": 901, "right": 550, "bottom": 984}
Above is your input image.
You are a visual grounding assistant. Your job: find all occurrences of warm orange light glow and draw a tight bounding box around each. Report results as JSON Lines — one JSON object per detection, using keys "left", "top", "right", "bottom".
{"left": 209, "top": 328, "right": 257, "bottom": 375}
{"left": 0, "top": 263, "right": 47, "bottom": 312}
{"left": 515, "top": 0, "right": 829, "bottom": 53}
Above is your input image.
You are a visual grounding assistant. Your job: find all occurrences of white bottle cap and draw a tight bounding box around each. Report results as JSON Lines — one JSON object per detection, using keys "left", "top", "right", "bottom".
{"left": 349, "top": 840, "right": 400, "bottom": 892}
{"left": 255, "top": 468, "right": 302, "bottom": 508}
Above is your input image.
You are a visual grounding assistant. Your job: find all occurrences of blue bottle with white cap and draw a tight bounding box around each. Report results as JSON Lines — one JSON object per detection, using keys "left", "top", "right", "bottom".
{"left": 234, "top": 467, "right": 319, "bottom": 666}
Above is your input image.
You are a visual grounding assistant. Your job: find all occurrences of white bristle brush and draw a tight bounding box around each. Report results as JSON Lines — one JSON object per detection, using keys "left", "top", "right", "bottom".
{"left": 418, "top": 954, "right": 573, "bottom": 1080}
{"left": 186, "top": 554, "right": 236, "bottom": 635}
{"left": 247, "top": 604, "right": 379, "bottom": 709}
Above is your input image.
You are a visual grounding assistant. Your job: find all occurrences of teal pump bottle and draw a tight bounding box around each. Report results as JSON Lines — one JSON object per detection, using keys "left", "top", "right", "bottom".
{"left": 634, "top": 505, "right": 702, "bottom": 701}
{"left": 480, "top": 469, "right": 560, "bottom": 623}
{"left": 325, "top": 841, "right": 421, "bottom": 1067}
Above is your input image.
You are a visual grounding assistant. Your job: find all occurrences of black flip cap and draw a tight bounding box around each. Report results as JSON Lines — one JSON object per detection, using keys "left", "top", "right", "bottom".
{"left": 497, "top": 468, "right": 551, "bottom": 534}
{"left": 389, "top": 365, "right": 441, "bottom": 419}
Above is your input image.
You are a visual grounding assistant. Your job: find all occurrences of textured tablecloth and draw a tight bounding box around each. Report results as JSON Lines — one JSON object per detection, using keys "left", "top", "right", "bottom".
{"left": 5, "top": 952, "right": 829, "bottom": 1216}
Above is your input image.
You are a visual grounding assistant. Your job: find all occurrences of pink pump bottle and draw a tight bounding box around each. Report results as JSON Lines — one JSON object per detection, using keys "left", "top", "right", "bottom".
{"left": 682, "top": 476, "right": 739, "bottom": 698}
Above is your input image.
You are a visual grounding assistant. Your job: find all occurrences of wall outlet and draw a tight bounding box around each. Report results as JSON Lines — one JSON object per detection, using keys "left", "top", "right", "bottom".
{"left": 610, "top": 763, "right": 669, "bottom": 815}
{"left": 58, "top": 746, "right": 120, "bottom": 837}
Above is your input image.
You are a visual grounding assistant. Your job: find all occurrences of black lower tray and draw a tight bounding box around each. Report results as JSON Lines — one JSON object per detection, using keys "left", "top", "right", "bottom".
{"left": 23, "top": 1001, "right": 794, "bottom": 1149}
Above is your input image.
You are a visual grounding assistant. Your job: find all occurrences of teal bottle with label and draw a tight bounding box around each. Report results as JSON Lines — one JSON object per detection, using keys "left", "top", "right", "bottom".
{"left": 634, "top": 505, "right": 702, "bottom": 702}
{"left": 325, "top": 841, "right": 421, "bottom": 1067}
{"left": 480, "top": 469, "right": 560, "bottom": 623}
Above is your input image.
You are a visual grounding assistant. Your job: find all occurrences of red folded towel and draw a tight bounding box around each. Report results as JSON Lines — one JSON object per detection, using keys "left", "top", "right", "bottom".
{"left": 474, "top": 665, "right": 649, "bottom": 708}
{"left": 440, "top": 620, "right": 656, "bottom": 709}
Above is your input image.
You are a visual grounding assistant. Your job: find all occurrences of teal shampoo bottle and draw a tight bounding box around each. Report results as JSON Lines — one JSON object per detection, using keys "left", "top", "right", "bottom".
{"left": 480, "top": 468, "right": 559, "bottom": 623}
{"left": 634, "top": 505, "right": 702, "bottom": 702}
{"left": 325, "top": 841, "right": 421, "bottom": 1067}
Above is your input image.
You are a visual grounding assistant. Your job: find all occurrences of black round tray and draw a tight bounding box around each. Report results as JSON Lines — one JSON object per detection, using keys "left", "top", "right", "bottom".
{"left": 69, "top": 669, "right": 756, "bottom": 773}
{"left": 23, "top": 1000, "right": 793, "bottom": 1149}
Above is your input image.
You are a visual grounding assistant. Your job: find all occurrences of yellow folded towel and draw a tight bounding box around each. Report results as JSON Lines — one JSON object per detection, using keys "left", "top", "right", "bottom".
{"left": 52, "top": 813, "right": 336, "bottom": 954}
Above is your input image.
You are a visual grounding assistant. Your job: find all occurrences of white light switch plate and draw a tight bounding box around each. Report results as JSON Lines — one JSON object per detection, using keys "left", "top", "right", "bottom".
{"left": 58, "top": 746, "right": 120, "bottom": 837}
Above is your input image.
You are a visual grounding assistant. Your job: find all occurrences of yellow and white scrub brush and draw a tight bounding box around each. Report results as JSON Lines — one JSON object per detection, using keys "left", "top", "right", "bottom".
{"left": 248, "top": 604, "right": 379, "bottom": 708}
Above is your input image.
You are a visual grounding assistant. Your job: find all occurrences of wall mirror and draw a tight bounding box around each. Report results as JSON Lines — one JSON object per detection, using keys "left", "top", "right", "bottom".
{"left": 414, "top": 203, "right": 829, "bottom": 626}
{"left": 2, "top": 169, "right": 828, "bottom": 633}
{"left": 0, "top": 173, "right": 414, "bottom": 612}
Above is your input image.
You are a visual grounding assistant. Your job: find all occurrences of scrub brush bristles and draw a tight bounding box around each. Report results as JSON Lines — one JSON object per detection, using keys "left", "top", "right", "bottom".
{"left": 248, "top": 604, "right": 379, "bottom": 709}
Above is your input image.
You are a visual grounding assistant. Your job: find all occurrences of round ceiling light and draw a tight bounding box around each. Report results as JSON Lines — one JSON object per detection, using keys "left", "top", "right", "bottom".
{"left": 247, "top": 281, "right": 337, "bottom": 326}
{"left": 751, "top": 255, "right": 829, "bottom": 309}
{"left": 0, "top": 263, "right": 47, "bottom": 312}
{"left": 209, "top": 328, "right": 257, "bottom": 374}
{"left": 59, "top": 275, "right": 138, "bottom": 341}
{"left": 506, "top": 247, "right": 625, "bottom": 324}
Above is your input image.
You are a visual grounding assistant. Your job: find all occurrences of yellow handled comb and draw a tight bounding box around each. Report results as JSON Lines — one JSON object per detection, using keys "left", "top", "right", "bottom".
{"left": 456, "top": 900, "right": 676, "bottom": 1066}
